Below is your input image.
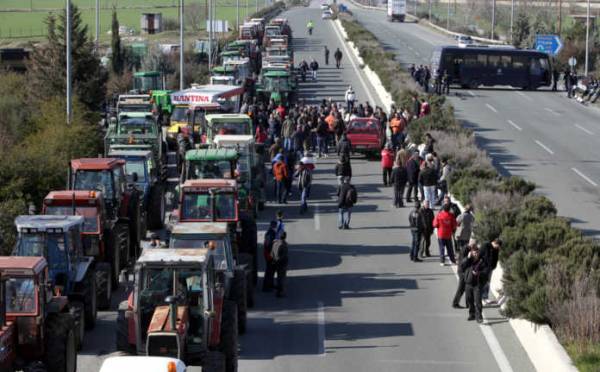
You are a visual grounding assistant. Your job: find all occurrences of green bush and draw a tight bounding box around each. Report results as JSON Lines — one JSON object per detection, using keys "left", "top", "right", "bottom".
{"left": 513, "top": 195, "right": 557, "bottom": 226}
{"left": 494, "top": 176, "right": 536, "bottom": 196}
{"left": 0, "top": 198, "right": 27, "bottom": 255}
{"left": 474, "top": 202, "right": 517, "bottom": 244}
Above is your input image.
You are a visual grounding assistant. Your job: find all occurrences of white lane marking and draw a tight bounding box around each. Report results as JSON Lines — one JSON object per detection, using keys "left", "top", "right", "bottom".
{"left": 330, "top": 21, "right": 377, "bottom": 105}
{"left": 575, "top": 124, "right": 595, "bottom": 135}
{"left": 317, "top": 301, "right": 326, "bottom": 355}
{"left": 468, "top": 90, "right": 476, "bottom": 97}
{"left": 485, "top": 103, "right": 498, "bottom": 113}
{"left": 515, "top": 91, "right": 532, "bottom": 101}
{"left": 572, "top": 168, "right": 598, "bottom": 187}
{"left": 534, "top": 140, "right": 554, "bottom": 155}
{"left": 544, "top": 107, "right": 561, "bottom": 116}
{"left": 167, "top": 177, "right": 180, "bottom": 183}
{"left": 506, "top": 120, "right": 522, "bottom": 131}
{"left": 448, "top": 266, "right": 514, "bottom": 372}
{"left": 314, "top": 203, "right": 321, "bottom": 231}
{"left": 380, "top": 359, "right": 476, "bottom": 366}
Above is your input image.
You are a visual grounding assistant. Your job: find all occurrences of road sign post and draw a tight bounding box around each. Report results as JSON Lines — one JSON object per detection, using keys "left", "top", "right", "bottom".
{"left": 534, "top": 34, "right": 563, "bottom": 56}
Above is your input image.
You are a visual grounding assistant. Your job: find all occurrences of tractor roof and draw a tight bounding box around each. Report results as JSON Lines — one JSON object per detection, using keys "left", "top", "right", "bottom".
{"left": 108, "top": 144, "right": 153, "bottom": 154}
{"left": 15, "top": 215, "right": 84, "bottom": 231}
{"left": 212, "top": 65, "right": 238, "bottom": 73}
{"left": 185, "top": 148, "right": 239, "bottom": 162}
{"left": 213, "top": 134, "right": 254, "bottom": 147}
{"left": 137, "top": 248, "right": 208, "bottom": 265}
{"left": 71, "top": 158, "right": 125, "bottom": 171}
{"left": 221, "top": 50, "right": 242, "bottom": 57}
{"left": 108, "top": 149, "right": 153, "bottom": 159}
{"left": 170, "top": 222, "right": 229, "bottom": 236}
{"left": 0, "top": 256, "right": 47, "bottom": 276}
{"left": 206, "top": 113, "right": 251, "bottom": 122}
{"left": 45, "top": 190, "right": 103, "bottom": 202}
{"left": 181, "top": 179, "right": 237, "bottom": 190}
{"left": 119, "top": 112, "right": 154, "bottom": 119}
{"left": 263, "top": 70, "right": 290, "bottom": 78}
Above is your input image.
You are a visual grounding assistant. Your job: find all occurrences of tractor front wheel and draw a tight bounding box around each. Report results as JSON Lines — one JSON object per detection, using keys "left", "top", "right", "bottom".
{"left": 230, "top": 269, "right": 247, "bottom": 335}
{"left": 203, "top": 351, "right": 226, "bottom": 372}
{"left": 45, "top": 312, "right": 77, "bottom": 372}
{"left": 116, "top": 302, "right": 135, "bottom": 354}
{"left": 96, "top": 262, "right": 112, "bottom": 310}
{"left": 220, "top": 300, "right": 239, "bottom": 372}
{"left": 84, "top": 268, "right": 98, "bottom": 329}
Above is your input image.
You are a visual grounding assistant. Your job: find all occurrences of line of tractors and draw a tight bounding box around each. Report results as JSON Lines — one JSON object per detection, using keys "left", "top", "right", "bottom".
{"left": 0, "top": 15, "right": 296, "bottom": 372}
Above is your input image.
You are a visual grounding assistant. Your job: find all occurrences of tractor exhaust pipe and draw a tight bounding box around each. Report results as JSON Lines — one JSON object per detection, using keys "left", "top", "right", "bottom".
{"left": 165, "top": 295, "right": 177, "bottom": 331}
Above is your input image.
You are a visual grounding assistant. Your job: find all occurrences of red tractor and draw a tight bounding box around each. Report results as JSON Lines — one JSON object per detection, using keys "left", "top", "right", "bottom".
{"left": 68, "top": 158, "right": 143, "bottom": 266}
{"left": 0, "top": 256, "right": 78, "bottom": 372}
{"left": 42, "top": 190, "right": 123, "bottom": 309}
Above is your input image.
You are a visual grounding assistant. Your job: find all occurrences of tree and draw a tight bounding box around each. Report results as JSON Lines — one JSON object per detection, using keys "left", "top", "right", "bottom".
{"left": 185, "top": 3, "right": 206, "bottom": 32}
{"left": 512, "top": 12, "right": 530, "bottom": 48}
{"left": 111, "top": 7, "right": 125, "bottom": 75}
{"left": 27, "top": 4, "right": 107, "bottom": 112}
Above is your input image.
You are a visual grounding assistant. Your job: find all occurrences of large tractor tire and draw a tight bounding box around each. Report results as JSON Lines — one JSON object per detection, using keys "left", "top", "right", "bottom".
{"left": 96, "top": 262, "right": 112, "bottom": 310}
{"left": 203, "top": 351, "right": 226, "bottom": 372}
{"left": 219, "top": 300, "right": 239, "bottom": 372}
{"left": 69, "top": 301, "right": 85, "bottom": 351}
{"left": 115, "top": 223, "right": 130, "bottom": 274}
{"left": 147, "top": 185, "right": 165, "bottom": 230}
{"left": 44, "top": 312, "right": 77, "bottom": 372}
{"left": 105, "top": 229, "right": 121, "bottom": 289}
{"left": 230, "top": 269, "right": 247, "bottom": 335}
{"left": 83, "top": 269, "right": 97, "bottom": 329}
{"left": 127, "top": 193, "right": 142, "bottom": 260}
{"left": 116, "top": 302, "right": 135, "bottom": 354}
{"left": 237, "top": 254, "right": 255, "bottom": 309}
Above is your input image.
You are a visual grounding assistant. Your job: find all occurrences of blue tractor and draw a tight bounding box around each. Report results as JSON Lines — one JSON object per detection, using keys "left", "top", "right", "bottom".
{"left": 13, "top": 215, "right": 98, "bottom": 341}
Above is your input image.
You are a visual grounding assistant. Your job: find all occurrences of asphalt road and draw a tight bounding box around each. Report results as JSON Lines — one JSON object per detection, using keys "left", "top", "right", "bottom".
{"left": 351, "top": 4, "right": 600, "bottom": 236}
{"left": 76, "top": 2, "right": 535, "bottom": 371}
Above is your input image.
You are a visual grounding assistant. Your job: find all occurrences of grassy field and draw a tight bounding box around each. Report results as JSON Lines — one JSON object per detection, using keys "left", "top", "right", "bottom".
{"left": 0, "top": 0, "right": 268, "bottom": 40}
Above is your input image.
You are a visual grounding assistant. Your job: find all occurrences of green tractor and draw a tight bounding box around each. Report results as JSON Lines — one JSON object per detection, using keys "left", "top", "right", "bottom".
{"left": 256, "top": 69, "right": 297, "bottom": 106}
{"left": 132, "top": 71, "right": 173, "bottom": 116}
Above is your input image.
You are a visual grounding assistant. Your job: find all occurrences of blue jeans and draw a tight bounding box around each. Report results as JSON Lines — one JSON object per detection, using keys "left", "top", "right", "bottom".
{"left": 316, "top": 136, "right": 327, "bottom": 156}
{"left": 338, "top": 208, "right": 351, "bottom": 228}
{"left": 300, "top": 186, "right": 310, "bottom": 210}
{"left": 424, "top": 186, "right": 436, "bottom": 209}
{"left": 410, "top": 230, "right": 422, "bottom": 260}
{"left": 284, "top": 137, "right": 292, "bottom": 151}
{"left": 276, "top": 180, "right": 287, "bottom": 203}
{"left": 438, "top": 238, "right": 455, "bottom": 264}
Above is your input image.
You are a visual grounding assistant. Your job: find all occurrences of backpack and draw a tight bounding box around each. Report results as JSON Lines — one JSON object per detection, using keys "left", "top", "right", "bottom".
{"left": 299, "top": 168, "right": 312, "bottom": 188}
{"left": 345, "top": 185, "right": 357, "bottom": 206}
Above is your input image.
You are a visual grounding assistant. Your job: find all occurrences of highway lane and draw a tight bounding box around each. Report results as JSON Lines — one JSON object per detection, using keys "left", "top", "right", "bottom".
{"left": 351, "top": 5, "right": 600, "bottom": 235}
{"left": 76, "top": 3, "right": 534, "bottom": 371}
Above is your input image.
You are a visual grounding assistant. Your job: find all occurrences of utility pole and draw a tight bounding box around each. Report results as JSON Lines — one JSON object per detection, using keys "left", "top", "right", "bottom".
{"left": 179, "top": 0, "right": 184, "bottom": 90}
{"left": 585, "top": 0, "right": 590, "bottom": 76}
{"left": 256, "top": 0, "right": 259, "bottom": 13}
{"left": 208, "top": 0, "right": 213, "bottom": 69}
{"left": 95, "top": 0, "right": 99, "bottom": 51}
{"left": 510, "top": 0, "right": 514, "bottom": 43}
{"left": 447, "top": 0, "right": 450, "bottom": 30}
{"left": 66, "top": 0, "right": 72, "bottom": 125}
{"left": 414, "top": 0, "right": 417, "bottom": 17}
{"left": 491, "top": 0, "right": 496, "bottom": 40}
{"left": 428, "top": 0, "right": 431, "bottom": 21}
{"left": 237, "top": 0, "right": 240, "bottom": 29}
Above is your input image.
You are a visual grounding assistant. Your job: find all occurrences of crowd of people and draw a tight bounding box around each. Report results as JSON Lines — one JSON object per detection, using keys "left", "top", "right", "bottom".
{"left": 409, "top": 64, "right": 450, "bottom": 95}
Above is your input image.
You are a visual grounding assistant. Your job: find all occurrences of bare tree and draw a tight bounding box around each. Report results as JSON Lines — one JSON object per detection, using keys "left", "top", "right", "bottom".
{"left": 185, "top": 3, "right": 206, "bottom": 32}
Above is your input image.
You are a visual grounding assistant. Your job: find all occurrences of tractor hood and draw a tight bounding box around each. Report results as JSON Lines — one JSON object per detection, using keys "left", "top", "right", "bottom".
{"left": 148, "top": 305, "right": 189, "bottom": 334}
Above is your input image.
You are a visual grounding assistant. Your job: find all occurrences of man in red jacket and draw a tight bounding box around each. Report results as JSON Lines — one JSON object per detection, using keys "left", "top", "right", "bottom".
{"left": 380, "top": 144, "right": 394, "bottom": 186}
{"left": 433, "top": 203, "right": 457, "bottom": 266}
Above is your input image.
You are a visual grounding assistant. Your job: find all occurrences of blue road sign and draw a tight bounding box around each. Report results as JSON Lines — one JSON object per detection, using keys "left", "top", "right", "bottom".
{"left": 535, "top": 34, "right": 563, "bottom": 56}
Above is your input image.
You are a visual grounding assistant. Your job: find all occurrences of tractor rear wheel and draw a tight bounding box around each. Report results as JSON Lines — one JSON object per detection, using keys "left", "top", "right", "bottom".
{"left": 69, "top": 301, "right": 85, "bottom": 350}
{"left": 203, "top": 351, "right": 226, "bottom": 372}
{"left": 230, "top": 269, "right": 247, "bottom": 335}
{"left": 45, "top": 312, "right": 77, "bottom": 372}
{"left": 115, "top": 223, "right": 130, "bottom": 273}
{"left": 219, "top": 300, "right": 238, "bottom": 372}
{"left": 96, "top": 262, "right": 112, "bottom": 310}
{"left": 116, "top": 302, "right": 135, "bottom": 354}
{"left": 84, "top": 268, "right": 98, "bottom": 329}
{"left": 237, "top": 254, "right": 255, "bottom": 309}
{"left": 147, "top": 185, "right": 165, "bottom": 230}
{"left": 105, "top": 229, "right": 121, "bottom": 288}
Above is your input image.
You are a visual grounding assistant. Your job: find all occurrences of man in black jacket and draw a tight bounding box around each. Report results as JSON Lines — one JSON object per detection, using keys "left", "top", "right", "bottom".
{"left": 337, "top": 133, "right": 352, "bottom": 158}
{"left": 405, "top": 152, "right": 420, "bottom": 202}
{"left": 271, "top": 232, "right": 289, "bottom": 297}
{"left": 453, "top": 238, "right": 477, "bottom": 308}
{"left": 408, "top": 201, "right": 424, "bottom": 262}
{"left": 461, "top": 245, "right": 488, "bottom": 323}
{"left": 337, "top": 178, "right": 356, "bottom": 229}
{"left": 419, "top": 162, "right": 438, "bottom": 208}
{"left": 391, "top": 162, "right": 408, "bottom": 207}
{"left": 419, "top": 200, "right": 434, "bottom": 258}
{"left": 480, "top": 238, "right": 501, "bottom": 304}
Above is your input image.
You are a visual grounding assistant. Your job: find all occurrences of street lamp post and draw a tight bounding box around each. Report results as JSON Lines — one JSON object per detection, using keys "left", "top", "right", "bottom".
{"left": 510, "top": 0, "right": 514, "bottom": 44}
{"left": 585, "top": 0, "right": 590, "bottom": 76}
{"left": 237, "top": 0, "right": 240, "bottom": 29}
{"left": 95, "top": 0, "right": 99, "bottom": 51}
{"left": 66, "top": 0, "right": 72, "bottom": 125}
{"left": 179, "top": 0, "right": 184, "bottom": 90}
{"left": 428, "top": 0, "right": 431, "bottom": 21}
{"left": 446, "top": 0, "right": 450, "bottom": 30}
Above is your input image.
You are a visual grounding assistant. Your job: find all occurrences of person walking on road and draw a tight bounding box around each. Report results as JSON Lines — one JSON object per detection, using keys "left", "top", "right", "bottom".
{"left": 335, "top": 155, "right": 352, "bottom": 185}
{"left": 324, "top": 46, "right": 330, "bottom": 65}
{"left": 409, "top": 201, "right": 424, "bottom": 262}
{"left": 337, "top": 132, "right": 352, "bottom": 158}
{"left": 262, "top": 221, "right": 278, "bottom": 292}
{"left": 480, "top": 238, "right": 501, "bottom": 305}
{"left": 391, "top": 158, "right": 407, "bottom": 207}
{"left": 405, "top": 150, "right": 420, "bottom": 202}
{"left": 307, "top": 20, "right": 314, "bottom": 35}
{"left": 273, "top": 154, "right": 289, "bottom": 204}
{"left": 271, "top": 232, "right": 289, "bottom": 298}
{"left": 334, "top": 48, "right": 343, "bottom": 69}
{"left": 419, "top": 162, "right": 438, "bottom": 209}
{"left": 345, "top": 85, "right": 356, "bottom": 113}
{"left": 275, "top": 210, "right": 286, "bottom": 239}
{"left": 419, "top": 200, "right": 434, "bottom": 258}
{"left": 452, "top": 238, "right": 477, "bottom": 308}
{"left": 433, "top": 203, "right": 457, "bottom": 266}
{"left": 455, "top": 204, "right": 475, "bottom": 250}
{"left": 295, "top": 161, "right": 313, "bottom": 213}
{"left": 337, "top": 178, "right": 357, "bottom": 229}
{"left": 462, "top": 244, "right": 487, "bottom": 323}
{"left": 381, "top": 144, "right": 394, "bottom": 186}
{"left": 310, "top": 58, "right": 319, "bottom": 81}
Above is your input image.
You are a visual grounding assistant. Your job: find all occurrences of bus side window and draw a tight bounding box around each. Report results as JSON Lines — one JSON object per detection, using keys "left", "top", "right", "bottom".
{"left": 513, "top": 56, "right": 527, "bottom": 69}
{"left": 477, "top": 54, "right": 487, "bottom": 67}
{"left": 501, "top": 55, "right": 512, "bottom": 69}
{"left": 488, "top": 55, "right": 500, "bottom": 68}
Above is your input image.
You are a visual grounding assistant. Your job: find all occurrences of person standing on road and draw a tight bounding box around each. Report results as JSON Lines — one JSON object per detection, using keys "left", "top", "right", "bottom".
{"left": 271, "top": 232, "right": 289, "bottom": 298}
{"left": 324, "top": 46, "right": 330, "bottom": 65}
{"left": 295, "top": 160, "right": 313, "bottom": 214}
{"left": 437, "top": 158, "right": 451, "bottom": 204}
{"left": 273, "top": 154, "right": 289, "bottom": 204}
{"left": 419, "top": 200, "right": 434, "bottom": 258}
{"left": 564, "top": 68, "right": 572, "bottom": 96}
{"left": 335, "top": 155, "right": 352, "bottom": 185}
{"left": 307, "top": 20, "right": 314, "bottom": 35}
{"left": 418, "top": 162, "right": 438, "bottom": 208}
{"left": 315, "top": 116, "right": 329, "bottom": 158}
{"left": 391, "top": 157, "right": 407, "bottom": 207}
{"left": 282, "top": 115, "right": 295, "bottom": 152}
{"left": 345, "top": 85, "right": 356, "bottom": 113}
{"left": 337, "top": 132, "right": 352, "bottom": 158}
{"left": 462, "top": 244, "right": 487, "bottom": 323}
{"left": 262, "top": 221, "right": 278, "bottom": 292}
{"left": 405, "top": 150, "right": 420, "bottom": 202}
{"left": 433, "top": 203, "right": 457, "bottom": 266}
{"left": 452, "top": 238, "right": 477, "bottom": 308}
{"left": 310, "top": 58, "right": 319, "bottom": 81}
{"left": 552, "top": 69, "right": 560, "bottom": 91}
{"left": 337, "top": 178, "right": 357, "bottom": 229}
{"left": 455, "top": 204, "right": 475, "bottom": 250}
{"left": 381, "top": 144, "right": 394, "bottom": 186}
{"left": 334, "top": 48, "right": 343, "bottom": 69}
{"left": 409, "top": 201, "right": 424, "bottom": 262}
{"left": 480, "top": 238, "right": 501, "bottom": 305}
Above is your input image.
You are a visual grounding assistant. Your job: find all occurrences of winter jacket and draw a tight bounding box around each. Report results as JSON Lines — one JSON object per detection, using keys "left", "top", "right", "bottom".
{"left": 433, "top": 210, "right": 457, "bottom": 240}
{"left": 335, "top": 161, "right": 352, "bottom": 178}
{"left": 409, "top": 207, "right": 425, "bottom": 232}
{"left": 419, "top": 166, "right": 438, "bottom": 187}
{"left": 273, "top": 161, "right": 288, "bottom": 181}
{"left": 271, "top": 239, "right": 289, "bottom": 266}
{"left": 419, "top": 208, "right": 434, "bottom": 236}
{"left": 337, "top": 183, "right": 356, "bottom": 208}
{"left": 455, "top": 211, "right": 475, "bottom": 241}
{"left": 337, "top": 138, "right": 352, "bottom": 157}
{"left": 461, "top": 256, "right": 488, "bottom": 286}
{"left": 480, "top": 242, "right": 499, "bottom": 273}
{"left": 381, "top": 149, "right": 394, "bottom": 169}
{"left": 406, "top": 157, "right": 420, "bottom": 184}
{"left": 391, "top": 166, "right": 407, "bottom": 188}
{"left": 282, "top": 118, "right": 295, "bottom": 138}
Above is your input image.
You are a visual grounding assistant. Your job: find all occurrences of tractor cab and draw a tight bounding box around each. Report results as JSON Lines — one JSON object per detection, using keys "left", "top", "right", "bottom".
{"left": 13, "top": 215, "right": 94, "bottom": 296}
{"left": 133, "top": 71, "right": 163, "bottom": 94}
{"left": 181, "top": 148, "right": 239, "bottom": 184}
{"left": 205, "top": 114, "right": 253, "bottom": 144}
{"left": 172, "top": 180, "right": 238, "bottom": 224}
{"left": 116, "top": 94, "right": 153, "bottom": 115}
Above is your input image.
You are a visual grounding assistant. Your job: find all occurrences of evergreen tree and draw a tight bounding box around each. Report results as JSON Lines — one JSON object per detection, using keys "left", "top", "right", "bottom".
{"left": 111, "top": 8, "right": 124, "bottom": 75}
{"left": 28, "top": 4, "right": 107, "bottom": 112}
{"left": 512, "top": 13, "right": 530, "bottom": 48}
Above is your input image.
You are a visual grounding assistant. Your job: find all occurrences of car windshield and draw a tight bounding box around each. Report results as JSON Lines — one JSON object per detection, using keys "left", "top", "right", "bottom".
{"left": 16, "top": 233, "right": 65, "bottom": 257}
{"left": 266, "top": 28, "right": 279, "bottom": 36}
{"left": 44, "top": 206, "right": 99, "bottom": 233}
{"left": 187, "top": 160, "right": 233, "bottom": 179}
{"left": 349, "top": 120, "right": 379, "bottom": 132}
{"left": 5, "top": 277, "right": 36, "bottom": 314}
{"left": 139, "top": 268, "right": 204, "bottom": 309}
{"left": 118, "top": 117, "right": 156, "bottom": 135}
{"left": 123, "top": 159, "right": 147, "bottom": 183}
{"left": 211, "top": 121, "right": 251, "bottom": 136}
{"left": 181, "top": 192, "right": 236, "bottom": 220}
{"left": 74, "top": 170, "right": 114, "bottom": 200}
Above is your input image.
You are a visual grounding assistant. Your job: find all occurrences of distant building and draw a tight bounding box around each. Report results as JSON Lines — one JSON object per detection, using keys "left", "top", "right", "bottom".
{"left": 141, "top": 13, "right": 163, "bottom": 34}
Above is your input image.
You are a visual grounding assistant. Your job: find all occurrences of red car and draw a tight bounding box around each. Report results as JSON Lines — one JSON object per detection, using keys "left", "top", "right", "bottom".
{"left": 346, "top": 117, "right": 384, "bottom": 158}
